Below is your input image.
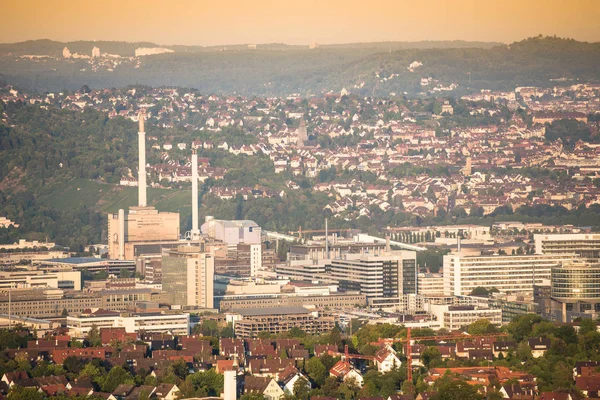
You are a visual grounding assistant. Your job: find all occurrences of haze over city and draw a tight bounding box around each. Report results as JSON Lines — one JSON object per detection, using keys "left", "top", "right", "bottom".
{"left": 4, "top": 0, "right": 600, "bottom": 45}
{"left": 3, "top": 2, "right": 600, "bottom": 400}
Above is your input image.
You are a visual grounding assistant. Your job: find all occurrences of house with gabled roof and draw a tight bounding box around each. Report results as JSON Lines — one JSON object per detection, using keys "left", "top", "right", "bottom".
{"left": 244, "top": 376, "right": 284, "bottom": 400}
{"left": 330, "top": 360, "right": 364, "bottom": 387}
{"left": 375, "top": 345, "right": 402, "bottom": 373}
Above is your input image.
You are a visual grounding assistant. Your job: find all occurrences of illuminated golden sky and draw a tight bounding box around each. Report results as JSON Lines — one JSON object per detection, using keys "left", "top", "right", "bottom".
{"left": 3, "top": 0, "right": 600, "bottom": 45}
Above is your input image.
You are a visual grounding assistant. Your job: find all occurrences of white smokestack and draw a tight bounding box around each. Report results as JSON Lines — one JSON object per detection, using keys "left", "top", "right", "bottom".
{"left": 192, "top": 149, "right": 199, "bottom": 238}
{"left": 138, "top": 112, "right": 147, "bottom": 207}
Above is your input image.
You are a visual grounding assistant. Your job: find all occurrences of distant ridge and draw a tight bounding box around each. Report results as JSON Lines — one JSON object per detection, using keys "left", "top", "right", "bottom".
{"left": 0, "top": 38, "right": 503, "bottom": 56}
{"left": 0, "top": 36, "right": 598, "bottom": 97}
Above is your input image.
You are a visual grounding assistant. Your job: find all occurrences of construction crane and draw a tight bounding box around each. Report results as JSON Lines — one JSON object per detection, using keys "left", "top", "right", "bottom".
{"left": 328, "top": 344, "right": 375, "bottom": 361}
{"left": 372, "top": 328, "right": 509, "bottom": 383}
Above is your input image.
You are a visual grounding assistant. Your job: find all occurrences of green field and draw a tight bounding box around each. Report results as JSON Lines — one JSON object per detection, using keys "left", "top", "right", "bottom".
{"left": 40, "top": 178, "right": 188, "bottom": 214}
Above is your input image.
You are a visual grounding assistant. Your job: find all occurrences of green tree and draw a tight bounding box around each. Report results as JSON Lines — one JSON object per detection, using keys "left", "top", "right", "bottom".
{"left": 98, "top": 365, "right": 134, "bottom": 392}
{"left": 579, "top": 318, "right": 597, "bottom": 335}
{"left": 85, "top": 325, "right": 102, "bottom": 347}
{"left": 431, "top": 380, "right": 484, "bottom": 400}
{"left": 305, "top": 356, "right": 327, "bottom": 386}
{"left": 469, "top": 287, "right": 489, "bottom": 297}
{"left": 6, "top": 386, "right": 45, "bottom": 400}
{"left": 293, "top": 377, "right": 311, "bottom": 400}
{"left": 467, "top": 319, "right": 497, "bottom": 335}
{"left": 421, "top": 346, "right": 442, "bottom": 368}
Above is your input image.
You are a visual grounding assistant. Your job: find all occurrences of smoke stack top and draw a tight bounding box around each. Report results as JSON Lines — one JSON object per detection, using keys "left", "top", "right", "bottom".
{"left": 138, "top": 111, "right": 145, "bottom": 132}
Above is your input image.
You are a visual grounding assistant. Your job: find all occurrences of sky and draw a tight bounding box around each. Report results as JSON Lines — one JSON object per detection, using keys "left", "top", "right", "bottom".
{"left": 3, "top": 0, "right": 600, "bottom": 46}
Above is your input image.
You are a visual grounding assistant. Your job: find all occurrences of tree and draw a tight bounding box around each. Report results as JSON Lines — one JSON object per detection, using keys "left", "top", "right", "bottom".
{"left": 6, "top": 386, "right": 45, "bottom": 400}
{"left": 119, "top": 268, "right": 132, "bottom": 278}
{"left": 328, "top": 327, "right": 343, "bottom": 349}
{"left": 293, "top": 377, "right": 311, "bottom": 400}
{"left": 305, "top": 356, "right": 327, "bottom": 386}
{"left": 579, "top": 318, "right": 597, "bottom": 335}
{"left": 422, "top": 346, "right": 442, "bottom": 368}
{"left": 169, "top": 358, "right": 190, "bottom": 381}
{"left": 467, "top": 319, "right": 497, "bottom": 335}
{"left": 98, "top": 365, "right": 134, "bottom": 392}
{"left": 508, "top": 314, "right": 543, "bottom": 342}
{"left": 469, "top": 287, "right": 489, "bottom": 297}
{"left": 431, "top": 380, "right": 484, "bottom": 400}
{"left": 85, "top": 324, "right": 102, "bottom": 347}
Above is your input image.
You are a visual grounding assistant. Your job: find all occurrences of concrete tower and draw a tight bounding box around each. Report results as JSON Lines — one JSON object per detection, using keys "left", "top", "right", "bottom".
{"left": 191, "top": 149, "right": 200, "bottom": 239}
{"left": 138, "top": 112, "right": 147, "bottom": 207}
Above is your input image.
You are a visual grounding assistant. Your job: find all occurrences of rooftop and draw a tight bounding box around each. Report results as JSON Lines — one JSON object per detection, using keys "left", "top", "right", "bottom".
{"left": 232, "top": 306, "right": 311, "bottom": 317}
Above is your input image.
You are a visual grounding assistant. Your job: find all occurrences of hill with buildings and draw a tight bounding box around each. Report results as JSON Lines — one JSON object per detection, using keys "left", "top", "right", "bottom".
{"left": 0, "top": 36, "right": 598, "bottom": 96}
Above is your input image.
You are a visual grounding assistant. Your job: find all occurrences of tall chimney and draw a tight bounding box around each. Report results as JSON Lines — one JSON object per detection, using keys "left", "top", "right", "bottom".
{"left": 138, "top": 112, "right": 147, "bottom": 207}
{"left": 191, "top": 149, "right": 199, "bottom": 238}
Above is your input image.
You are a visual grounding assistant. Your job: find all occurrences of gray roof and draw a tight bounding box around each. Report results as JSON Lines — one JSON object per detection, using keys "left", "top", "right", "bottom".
{"left": 233, "top": 307, "right": 310, "bottom": 317}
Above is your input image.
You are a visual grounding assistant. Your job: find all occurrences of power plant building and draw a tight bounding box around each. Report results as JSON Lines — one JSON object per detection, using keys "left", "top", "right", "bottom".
{"left": 108, "top": 112, "right": 180, "bottom": 260}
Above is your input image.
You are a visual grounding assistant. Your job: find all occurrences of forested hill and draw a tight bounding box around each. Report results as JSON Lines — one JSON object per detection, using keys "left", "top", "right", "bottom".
{"left": 0, "top": 39, "right": 502, "bottom": 57}
{"left": 0, "top": 36, "right": 598, "bottom": 96}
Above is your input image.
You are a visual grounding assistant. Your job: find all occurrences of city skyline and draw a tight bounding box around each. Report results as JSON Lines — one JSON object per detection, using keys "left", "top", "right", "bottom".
{"left": 3, "top": 0, "right": 600, "bottom": 46}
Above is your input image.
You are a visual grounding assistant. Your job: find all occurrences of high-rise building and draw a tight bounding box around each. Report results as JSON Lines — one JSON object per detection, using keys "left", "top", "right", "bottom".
{"left": 443, "top": 253, "right": 576, "bottom": 296}
{"left": 326, "top": 251, "right": 417, "bottom": 300}
{"left": 91, "top": 46, "right": 101, "bottom": 58}
{"left": 162, "top": 245, "right": 214, "bottom": 309}
{"left": 551, "top": 260, "right": 600, "bottom": 317}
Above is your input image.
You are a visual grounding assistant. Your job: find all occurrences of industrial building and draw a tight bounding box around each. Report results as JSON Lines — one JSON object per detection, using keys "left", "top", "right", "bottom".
{"left": 107, "top": 113, "right": 181, "bottom": 260}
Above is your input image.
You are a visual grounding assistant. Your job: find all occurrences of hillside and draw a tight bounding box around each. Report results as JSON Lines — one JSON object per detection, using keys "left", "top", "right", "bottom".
{"left": 1, "top": 36, "right": 597, "bottom": 96}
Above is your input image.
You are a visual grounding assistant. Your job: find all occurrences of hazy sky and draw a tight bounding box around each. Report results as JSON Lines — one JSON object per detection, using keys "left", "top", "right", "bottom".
{"left": 4, "top": 0, "right": 600, "bottom": 45}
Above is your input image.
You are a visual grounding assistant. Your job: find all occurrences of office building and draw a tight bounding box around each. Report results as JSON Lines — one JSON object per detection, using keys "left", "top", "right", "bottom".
{"left": 162, "top": 245, "right": 214, "bottom": 308}
{"left": 218, "top": 292, "right": 366, "bottom": 312}
{"left": 551, "top": 260, "right": 600, "bottom": 316}
{"left": 227, "top": 307, "right": 337, "bottom": 338}
{"left": 0, "top": 288, "right": 160, "bottom": 319}
{"left": 418, "top": 273, "right": 445, "bottom": 296}
{"left": 443, "top": 253, "right": 576, "bottom": 296}
{"left": 0, "top": 270, "right": 81, "bottom": 291}
{"left": 327, "top": 251, "right": 417, "bottom": 300}
{"left": 35, "top": 257, "right": 135, "bottom": 276}
{"left": 535, "top": 233, "right": 600, "bottom": 261}
{"left": 288, "top": 240, "right": 386, "bottom": 262}
{"left": 428, "top": 304, "right": 502, "bottom": 330}
{"left": 67, "top": 309, "right": 190, "bottom": 337}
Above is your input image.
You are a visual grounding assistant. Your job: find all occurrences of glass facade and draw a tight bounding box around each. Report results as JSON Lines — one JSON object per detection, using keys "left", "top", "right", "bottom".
{"left": 551, "top": 262, "right": 600, "bottom": 301}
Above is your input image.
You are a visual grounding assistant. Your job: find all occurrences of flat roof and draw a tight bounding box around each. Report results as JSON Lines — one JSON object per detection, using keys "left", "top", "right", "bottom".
{"left": 40, "top": 257, "right": 134, "bottom": 265}
{"left": 233, "top": 307, "right": 310, "bottom": 316}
